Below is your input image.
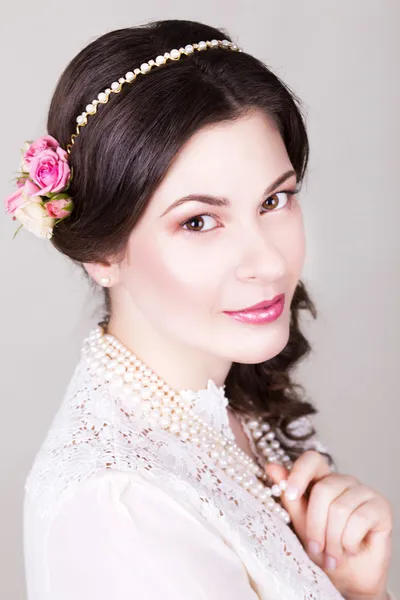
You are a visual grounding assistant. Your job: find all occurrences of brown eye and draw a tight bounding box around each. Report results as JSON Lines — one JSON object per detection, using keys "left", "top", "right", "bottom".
{"left": 262, "top": 192, "right": 288, "bottom": 211}
{"left": 186, "top": 216, "right": 204, "bottom": 232}
{"left": 180, "top": 213, "right": 217, "bottom": 234}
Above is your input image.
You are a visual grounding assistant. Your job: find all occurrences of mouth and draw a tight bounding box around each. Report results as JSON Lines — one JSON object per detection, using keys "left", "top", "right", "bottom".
{"left": 224, "top": 293, "right": 285, "bottom": 313}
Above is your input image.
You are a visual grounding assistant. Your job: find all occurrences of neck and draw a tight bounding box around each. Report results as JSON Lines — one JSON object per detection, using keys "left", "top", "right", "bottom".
{"left": 105, "top": 311, "right": 232, "bottom": 393}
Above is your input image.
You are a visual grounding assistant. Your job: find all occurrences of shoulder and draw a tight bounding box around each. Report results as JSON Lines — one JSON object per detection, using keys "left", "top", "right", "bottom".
{"left": 48, "top": 468, "right": 196, "bottom": 527}
{"left": 23, "top": 355, "right": 148, "bottom": 520}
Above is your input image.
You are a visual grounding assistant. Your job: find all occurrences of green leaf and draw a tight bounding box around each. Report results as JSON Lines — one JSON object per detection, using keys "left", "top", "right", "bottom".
{"left": 12, "top": 224, "right": 23, "bottom": 240}
{"left": 47, "top": 192, "right": 71, "bottom": 201}
{"left": 54, "top": 215, "right": 69, "bottom": 225}
{"left": 64, "top": 171, "right": 73, "bottom": 191}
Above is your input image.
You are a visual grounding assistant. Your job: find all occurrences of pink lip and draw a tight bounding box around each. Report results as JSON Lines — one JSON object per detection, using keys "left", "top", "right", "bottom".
{"left": 225, "top": 294, "right": 285, "bottom": 313}
{"left": 223, "top": 294, "right": 285, "bottom": 325}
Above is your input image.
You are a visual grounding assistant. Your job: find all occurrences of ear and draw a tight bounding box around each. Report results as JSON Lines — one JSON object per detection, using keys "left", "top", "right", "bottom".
{"left": 82, "top": 261, "right": 121, "bottom": 288}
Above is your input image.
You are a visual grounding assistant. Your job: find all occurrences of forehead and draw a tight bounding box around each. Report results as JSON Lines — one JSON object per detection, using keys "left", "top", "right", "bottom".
{"left": 148, "top": 109, "right": 293, "bottom": 212}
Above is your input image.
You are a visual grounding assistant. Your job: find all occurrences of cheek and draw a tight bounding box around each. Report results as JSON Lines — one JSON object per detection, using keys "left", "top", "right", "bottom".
{"left": 289, "top": 223, "right": 306, "bottom": 273}
{"left": 275, "top": 209, "right": 306, "bottom": 276}
{"left": 124, "top": 234, "right": 220, "bottom": 318}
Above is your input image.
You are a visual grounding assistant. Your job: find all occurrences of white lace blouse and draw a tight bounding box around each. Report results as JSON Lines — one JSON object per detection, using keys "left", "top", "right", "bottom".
{"left": 23, "top": 328, "right": 346, "bottom": 599}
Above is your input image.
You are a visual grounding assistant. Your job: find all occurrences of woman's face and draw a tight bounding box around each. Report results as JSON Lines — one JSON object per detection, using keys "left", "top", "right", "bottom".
{"left": 110, "top": 108, "right": 306, "bottom": 379}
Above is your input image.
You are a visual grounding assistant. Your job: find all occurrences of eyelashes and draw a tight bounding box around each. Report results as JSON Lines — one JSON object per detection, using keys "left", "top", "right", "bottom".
{"left": 179, "top": 188, "right": 301, "bottom": 236}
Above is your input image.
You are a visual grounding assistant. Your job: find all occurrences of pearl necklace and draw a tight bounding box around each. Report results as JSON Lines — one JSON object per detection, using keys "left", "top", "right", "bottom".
{"left": 240, "top": 416, "right": 294, "bottom": 471}
{"left": 82, "top": 322, "right": 292, "bottom": 525}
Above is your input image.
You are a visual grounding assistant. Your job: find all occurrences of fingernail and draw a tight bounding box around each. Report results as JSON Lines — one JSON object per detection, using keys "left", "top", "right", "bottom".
{"left": 308, "top": 540, "right": 321, "bottom": 555}
{"left": 285, "top": 485, "right": 299, "bottom": 500}
{"left": 325, "top": 555, "right": 337, "bottom": 570}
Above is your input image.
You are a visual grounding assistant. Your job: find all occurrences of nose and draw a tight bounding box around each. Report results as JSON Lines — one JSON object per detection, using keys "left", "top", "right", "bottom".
{"left": 234, "top": 226, "right": 286, "bottom": 282}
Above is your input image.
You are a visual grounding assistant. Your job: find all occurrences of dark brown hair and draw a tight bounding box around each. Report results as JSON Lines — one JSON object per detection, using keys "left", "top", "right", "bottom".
{"left": 47, "top": 18, "right": 335, "bottom": 468}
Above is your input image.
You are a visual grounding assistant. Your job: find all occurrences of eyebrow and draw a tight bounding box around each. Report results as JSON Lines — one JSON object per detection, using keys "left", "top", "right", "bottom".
{"left": 159, "top": 169, "right": 297, "bottom": 218}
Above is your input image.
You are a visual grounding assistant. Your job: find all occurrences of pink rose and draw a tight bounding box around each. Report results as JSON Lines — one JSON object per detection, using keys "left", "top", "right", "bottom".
{"left": 29, "top": 147, "right": 71, "bottom": 195}
{"left": 5, "top": 179, "right": 41, "bottom": 214}
{"left": 45, "top": 197, "right": 74, "bottom": 219}
{"left": 23, "top": 135, "right": 59, "bottom": 166}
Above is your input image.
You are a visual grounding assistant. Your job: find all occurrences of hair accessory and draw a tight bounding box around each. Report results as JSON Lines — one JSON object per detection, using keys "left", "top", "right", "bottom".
{"left": 4, "top": 136, "right": 74, "bottom": 240}
{"left": 100, "top": 276, "right": 111, "bottom": 287}
{"left": 66, "top": 38, "right": 242, "bottom": 154}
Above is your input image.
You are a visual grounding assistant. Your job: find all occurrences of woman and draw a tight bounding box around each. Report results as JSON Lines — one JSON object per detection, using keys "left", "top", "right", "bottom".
{"left": 7, "top": 18, "right": 394, "bottom": 600}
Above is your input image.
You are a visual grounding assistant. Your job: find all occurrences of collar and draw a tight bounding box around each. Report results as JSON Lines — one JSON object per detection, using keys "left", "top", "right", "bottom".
{"left": 180, "top": 379, "right": 235, "bottom": 440}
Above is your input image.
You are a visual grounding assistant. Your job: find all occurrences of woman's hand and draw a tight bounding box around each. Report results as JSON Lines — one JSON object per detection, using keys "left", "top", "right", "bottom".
{"left": 265, "top": 451, "right": 393, "bottom": 600}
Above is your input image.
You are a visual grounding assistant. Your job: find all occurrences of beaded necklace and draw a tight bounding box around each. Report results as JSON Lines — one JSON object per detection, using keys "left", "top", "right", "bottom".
{"left": 82, "top": 322, "right": 293, "bottom": 525}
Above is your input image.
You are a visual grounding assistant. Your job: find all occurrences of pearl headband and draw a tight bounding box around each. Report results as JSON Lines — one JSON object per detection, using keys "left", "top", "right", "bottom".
{"left": 66, "top": 38, "right": 243, "bottom": 155}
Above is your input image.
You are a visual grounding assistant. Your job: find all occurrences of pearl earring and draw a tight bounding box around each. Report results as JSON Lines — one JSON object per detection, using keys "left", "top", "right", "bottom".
{"left": 99, "top": 276, "right": 111, "bottom": 287}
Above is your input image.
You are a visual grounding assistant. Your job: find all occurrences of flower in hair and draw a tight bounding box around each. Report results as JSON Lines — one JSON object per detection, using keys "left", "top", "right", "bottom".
{"left": 4, "top": 135, "right": 74, "bottom": 240}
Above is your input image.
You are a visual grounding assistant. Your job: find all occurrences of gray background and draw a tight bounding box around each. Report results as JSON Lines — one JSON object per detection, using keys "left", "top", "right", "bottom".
{"left": 1, "top": 0, "right": 398, "bottom": 597}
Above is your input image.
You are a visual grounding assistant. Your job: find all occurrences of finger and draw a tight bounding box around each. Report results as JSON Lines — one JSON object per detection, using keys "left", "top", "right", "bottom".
{"left": 284, "top": 450, "right": 331, "bottom": 502}
{"left": 264, "top": 462, "right": 288, "bottom": 482}
{"left": 305, "top": 474, "right": 359, "bottom": 557}
{"left": 341, "top": 496, "right": 393, "bottom": 556}
{"left": 323, "top": 484, "right": 375, "bottom": 563}
{"left": 265, "top": 462, "right": 308, "bottom": 540}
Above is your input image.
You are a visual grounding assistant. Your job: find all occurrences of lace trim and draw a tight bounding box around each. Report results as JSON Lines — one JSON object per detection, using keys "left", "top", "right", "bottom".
{"left": 193, "top": 379, "right": 235, "bottom": 440}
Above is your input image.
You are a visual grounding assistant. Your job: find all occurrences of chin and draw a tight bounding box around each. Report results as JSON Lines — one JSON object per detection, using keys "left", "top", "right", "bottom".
{"left": 225, "top": 320, "right": 291, "bottom": 365}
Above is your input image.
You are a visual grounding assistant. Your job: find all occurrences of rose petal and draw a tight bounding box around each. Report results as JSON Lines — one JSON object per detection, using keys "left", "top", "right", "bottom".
{"left": 5, "top": 188, "right": 24, "bottom": 214}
